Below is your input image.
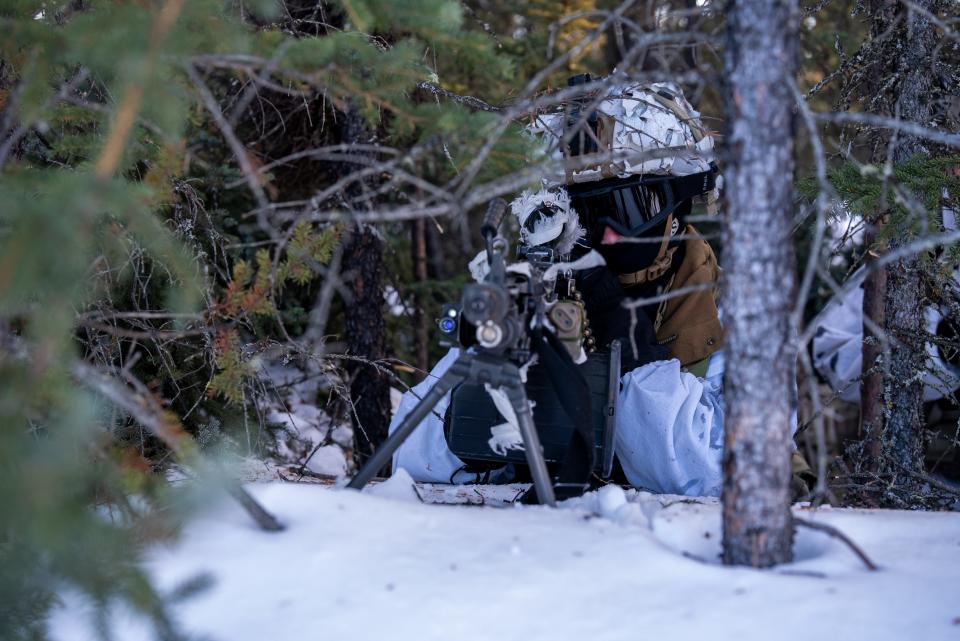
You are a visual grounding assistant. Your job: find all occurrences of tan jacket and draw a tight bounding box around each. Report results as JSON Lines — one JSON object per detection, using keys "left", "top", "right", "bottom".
{"left": 653, "top": 225, "right": 723, "bottom": 368}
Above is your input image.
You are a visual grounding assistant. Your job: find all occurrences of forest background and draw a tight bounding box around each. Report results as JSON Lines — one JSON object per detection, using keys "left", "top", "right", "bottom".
{"left": 1, "top": 0, "right": 958, "bottom": 638}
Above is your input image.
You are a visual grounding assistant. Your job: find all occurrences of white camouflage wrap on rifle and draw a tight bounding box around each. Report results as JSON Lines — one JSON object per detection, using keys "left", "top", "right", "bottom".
{"left": 509, "top": 185, "right": 584, "bottom": 253}
{"left": 483, "top": 355, "right": 537, "bottom": 456}
{"left": 389, "top": 348, "right": 730, "bottom": 494}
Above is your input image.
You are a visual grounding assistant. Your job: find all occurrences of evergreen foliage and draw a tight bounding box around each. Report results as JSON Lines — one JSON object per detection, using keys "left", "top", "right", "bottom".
{"left": 799, "top": 155, "right": 960, "bottom": 237}
{"left": 0, "top": 0, "right": 530, "bottom": 637}
{"left": 0, "top": 0, "right": 957, "bottom": 635}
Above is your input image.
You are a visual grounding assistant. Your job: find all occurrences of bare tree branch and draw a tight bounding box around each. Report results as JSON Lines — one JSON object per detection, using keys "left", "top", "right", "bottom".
{"left": 415, "top": 81, "right": 501, "bottom": 113}
{"left": 814, "top": 111, "right": 960, "bottom": 148}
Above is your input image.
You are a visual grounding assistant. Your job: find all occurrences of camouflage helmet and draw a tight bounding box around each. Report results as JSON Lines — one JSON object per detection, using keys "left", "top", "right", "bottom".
{"left": 523, "top": 75, "right": 720, "bottom": 279}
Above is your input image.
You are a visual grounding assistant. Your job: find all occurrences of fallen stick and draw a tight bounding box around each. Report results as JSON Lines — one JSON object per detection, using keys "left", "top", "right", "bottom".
{"left": 794, "top": 517, "right": 878, "bottom": 571}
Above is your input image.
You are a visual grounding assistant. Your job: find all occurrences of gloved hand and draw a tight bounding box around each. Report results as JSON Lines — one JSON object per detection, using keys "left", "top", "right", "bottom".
{"left": 575, "top": 266, "right": 669, "bottom": 372}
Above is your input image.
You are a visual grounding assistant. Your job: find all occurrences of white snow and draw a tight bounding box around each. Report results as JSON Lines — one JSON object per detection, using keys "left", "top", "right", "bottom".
{"left": 302, "top": 443, "right": 348, "bottom": 476}
{"left": 51, "top": 483, "right": 960, "bottom": 641}
{"left": 366, "top": 467, "right": 421, "bottom": 503}
{"left": 257, "top": 358, "right": 352, "bottom": 478}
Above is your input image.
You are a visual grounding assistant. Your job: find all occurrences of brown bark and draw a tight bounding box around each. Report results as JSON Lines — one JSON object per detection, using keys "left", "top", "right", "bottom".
{"left": 860, "top": 224, "right": 886, "bottom": 460}
{"left": 720, "top": 0, "right": 799, "bottom": 567}
{"left": 343, "top": 226, "right": 391, "bottom": 464}
{"left": 412, "top": 217, "right": 429, "bottom": 374}
{"left": 859, "top": 0, "right": 939, "bottom": 475}
{"left": 341, "top": 105, "right": 392, "bottom": 467}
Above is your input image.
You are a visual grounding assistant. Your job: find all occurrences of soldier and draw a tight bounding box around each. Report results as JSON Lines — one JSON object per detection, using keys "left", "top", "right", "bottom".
{"left": 389, "top": 76, "right": 811, "bottom": 497}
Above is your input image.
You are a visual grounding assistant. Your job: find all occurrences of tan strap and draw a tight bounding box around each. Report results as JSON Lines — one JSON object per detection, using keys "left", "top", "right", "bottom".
{"left": 617, "top": 213, "right": 676, "bottom": 286}
{"left": 653, "top": 273, "right": 677, "bottom": 332}
{"left": 618, "top": 245, "right": 678, "bottom": 286}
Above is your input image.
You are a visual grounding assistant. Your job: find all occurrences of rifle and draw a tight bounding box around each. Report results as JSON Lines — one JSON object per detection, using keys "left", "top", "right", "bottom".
{"left": 347, "top": 199, "right": 620, "bottom": 504}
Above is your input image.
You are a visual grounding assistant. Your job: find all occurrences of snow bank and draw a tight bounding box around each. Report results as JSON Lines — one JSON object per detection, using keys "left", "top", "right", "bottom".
{"left": 51, "top": 484, "right": 960, "bottom": 641}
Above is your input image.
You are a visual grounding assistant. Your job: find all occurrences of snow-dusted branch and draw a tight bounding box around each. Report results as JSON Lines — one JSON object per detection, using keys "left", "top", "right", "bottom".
{"left": 415, "top": 81, "right": 501, "bottom": 113}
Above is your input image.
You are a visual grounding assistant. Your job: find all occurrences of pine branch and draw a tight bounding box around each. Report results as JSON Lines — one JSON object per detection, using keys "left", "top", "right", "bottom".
{"left": 184, "top": 64, "right": 270, "bottom": 213}
{"left": 73, "top": 361, "right": 285, "bottom": 532}
{"left": 416, "top": 81, "right": 500, "bottom": 113}
{"left": 0, "top": 68, "right": 90, "bottom": 170}
{"left": 94, "top": 0, "right": 188, "bottom": 179}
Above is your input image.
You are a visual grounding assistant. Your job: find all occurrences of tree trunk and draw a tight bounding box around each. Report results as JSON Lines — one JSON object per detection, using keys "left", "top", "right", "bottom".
{"left": 880, "top": 257, "right": 925, "bottom": 473}
{"left": 860, "top": 223, "right": 886, "bottom": 461}
{"left": 861, "top": 0, "right": 938, "bottom": 475}
{"left": 720, "top": 0, "right": 799, "bottom": 568}
{"left": 343, "top": 226, "right": 391, "bottom": 464}
{"left": 341, "top": 105, "right": 392, "bottom": 467}
{"left": 412, "top": 217, "right": 430, "bottom": 374}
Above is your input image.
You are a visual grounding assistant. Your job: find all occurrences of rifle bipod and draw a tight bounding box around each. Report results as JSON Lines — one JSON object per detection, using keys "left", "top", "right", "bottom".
{"left": 346, "top": 350, "right": 557, "bottom": 507}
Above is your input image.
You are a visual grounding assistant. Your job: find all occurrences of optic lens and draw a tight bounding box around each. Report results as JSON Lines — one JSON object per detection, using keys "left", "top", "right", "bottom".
{"left": 439, "top": 318, "right": 457, "bottom": 333}
{"left": 477, "top": 322, "right": 503, "bottom": 347}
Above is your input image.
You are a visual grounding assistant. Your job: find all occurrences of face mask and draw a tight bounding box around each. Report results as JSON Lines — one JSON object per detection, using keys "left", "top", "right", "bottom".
{"left": 593, "top": 199, "right": 690, "bottom": 276}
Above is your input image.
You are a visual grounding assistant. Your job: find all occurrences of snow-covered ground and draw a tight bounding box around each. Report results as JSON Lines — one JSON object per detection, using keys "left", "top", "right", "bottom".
{"left": 52, "top": 478, "right": 960, "bottom": 641}
{"left": 255, "top": 357, "right": 353, "bottom": 478}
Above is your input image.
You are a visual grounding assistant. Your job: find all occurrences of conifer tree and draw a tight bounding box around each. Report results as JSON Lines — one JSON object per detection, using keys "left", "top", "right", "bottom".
{"left": 0, "top": 0, "right": 528, "bottom": 636}
{"left": 833, "top": 0, "right": 959, "bottom": 494}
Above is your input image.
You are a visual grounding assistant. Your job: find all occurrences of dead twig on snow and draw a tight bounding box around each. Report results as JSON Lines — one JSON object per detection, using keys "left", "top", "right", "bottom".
{"left": 794, "top": 517, "right": 879, "bottom": 571}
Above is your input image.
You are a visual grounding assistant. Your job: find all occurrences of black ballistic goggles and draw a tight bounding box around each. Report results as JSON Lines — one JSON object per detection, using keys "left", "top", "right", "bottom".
{"left": 566, "top": 164, "right": 717, "bottom": 245}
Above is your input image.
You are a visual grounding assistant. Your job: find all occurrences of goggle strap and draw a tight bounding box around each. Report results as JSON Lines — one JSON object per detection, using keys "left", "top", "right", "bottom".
{"left": 668, "top": 165, "right": 717, "bottom": 204}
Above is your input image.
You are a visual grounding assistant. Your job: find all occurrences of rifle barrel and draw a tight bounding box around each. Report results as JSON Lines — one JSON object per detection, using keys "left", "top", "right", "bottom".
{"left": 481, "top": 198, "right": 508, "bottom": 240}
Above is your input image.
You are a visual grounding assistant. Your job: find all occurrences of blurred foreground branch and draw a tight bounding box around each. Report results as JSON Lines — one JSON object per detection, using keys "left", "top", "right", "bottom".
{"left": 73, "top": 361, "right": 285, "bottom": 532}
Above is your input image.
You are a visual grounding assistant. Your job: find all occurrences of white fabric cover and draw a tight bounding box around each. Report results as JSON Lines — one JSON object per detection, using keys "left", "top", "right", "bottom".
{"left": 390, "top": 349, "right": 487, "bottom": 484}
{"left": 509, "top": 186, "right": 584, "bottom": 254}
{"left": 389, "top": 348, "right": 729, "bottom": 496}
{"left": 810, "top": 287, "right": 867, "bottom": 404}
{"left": 614, "top": 353, "right": 725, "bottom": 495}
{"left": 811, "top": 275, "right": 960, "bottom": 403}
